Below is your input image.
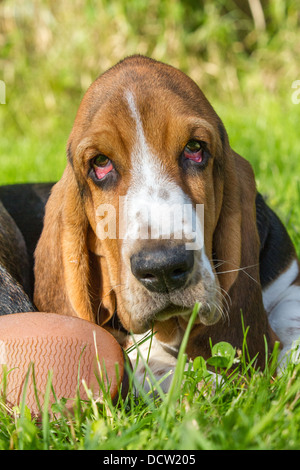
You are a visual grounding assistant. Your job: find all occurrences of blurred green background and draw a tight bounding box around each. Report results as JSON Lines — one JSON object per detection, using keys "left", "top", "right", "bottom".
{"left": 0, "top": 0, "right": 300, "bottom": 249}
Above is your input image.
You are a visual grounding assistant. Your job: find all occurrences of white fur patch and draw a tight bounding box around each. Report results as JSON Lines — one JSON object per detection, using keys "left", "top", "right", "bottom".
{"left": 263, "top": 259, "right": 300, "bottom": 361}
{"left": 263, "top": 259, "right": 299, "bottom": 312}
{"left": 128, "top": 333, "right": 178, "bottom": 394}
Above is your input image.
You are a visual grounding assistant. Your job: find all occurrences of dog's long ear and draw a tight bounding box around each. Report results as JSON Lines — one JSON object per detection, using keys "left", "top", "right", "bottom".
{"left": 211, "top": 150, "right": 278, "bottom": 365}
{"left": 213, "top": 149, "right": 243, "bottom": 294}
{"left": 34, "top": 164, "right": 95, "bottom": 322}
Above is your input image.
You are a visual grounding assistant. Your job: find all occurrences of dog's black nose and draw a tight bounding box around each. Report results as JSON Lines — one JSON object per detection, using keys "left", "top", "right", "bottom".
{"left": 130, "top": 245, "right": 194, "bottom": 293}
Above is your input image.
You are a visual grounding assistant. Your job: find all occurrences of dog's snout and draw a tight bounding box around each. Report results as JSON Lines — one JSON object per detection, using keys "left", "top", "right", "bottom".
{"left": 130, "top": 245, "right": 194, "bottom": 293}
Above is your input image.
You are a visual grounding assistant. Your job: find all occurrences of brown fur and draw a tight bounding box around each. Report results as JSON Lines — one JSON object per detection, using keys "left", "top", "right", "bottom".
{"left": 185, "top": 154, "right": 278, "bottom": 365}
{"left": 34, "top": 56, "right": 279, "bottom": 368}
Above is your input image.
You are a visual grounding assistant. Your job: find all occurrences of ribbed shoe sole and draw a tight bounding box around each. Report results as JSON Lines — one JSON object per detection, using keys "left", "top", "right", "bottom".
{"left": 0, "top": 312, "right": 128, "bottom": 414}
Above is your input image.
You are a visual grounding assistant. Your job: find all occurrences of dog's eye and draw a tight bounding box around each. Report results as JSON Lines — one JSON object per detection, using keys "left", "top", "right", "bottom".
{"left": 92, "top": 154, "right": 113, "bottom": 180}
{"left": 183, "top": 140, "right": 204, "bottom": 163}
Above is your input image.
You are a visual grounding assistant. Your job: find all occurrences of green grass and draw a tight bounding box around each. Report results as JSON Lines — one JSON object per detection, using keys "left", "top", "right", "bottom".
{"left": 1, "top": 308, "right": 300, "bottom": 451}
{"left": 1, "top": 0, "right": 300, "bottom": 451}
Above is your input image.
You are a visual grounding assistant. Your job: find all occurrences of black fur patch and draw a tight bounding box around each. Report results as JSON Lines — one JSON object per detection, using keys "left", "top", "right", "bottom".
{"left": 256, "top": 192, "right": 296, "bottom": 288}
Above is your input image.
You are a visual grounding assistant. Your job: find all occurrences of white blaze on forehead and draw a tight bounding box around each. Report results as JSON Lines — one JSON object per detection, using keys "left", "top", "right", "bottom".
{"left": 125, "top": 90, "right": 171, "bottom": 190}
{"left": 124, "top": 91, "right": 193, "bottom": 238}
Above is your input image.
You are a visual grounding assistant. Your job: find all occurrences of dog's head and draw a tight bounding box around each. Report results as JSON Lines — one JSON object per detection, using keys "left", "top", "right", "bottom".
{"left": 34, "top": 56, "right": 263, "bottom": 348}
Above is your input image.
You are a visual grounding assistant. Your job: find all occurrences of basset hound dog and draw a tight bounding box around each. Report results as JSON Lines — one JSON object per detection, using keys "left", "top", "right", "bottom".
{"left": 30, "top": 56, "right": 300, "bottom": 389}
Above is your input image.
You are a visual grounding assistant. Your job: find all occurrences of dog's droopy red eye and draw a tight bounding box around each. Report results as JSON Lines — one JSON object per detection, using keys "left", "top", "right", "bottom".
{"left": 93, "top": 155, "right": 113, "bottom": 179}
{"left": 184, "top": 140, "right": 203, "bottom": 163}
